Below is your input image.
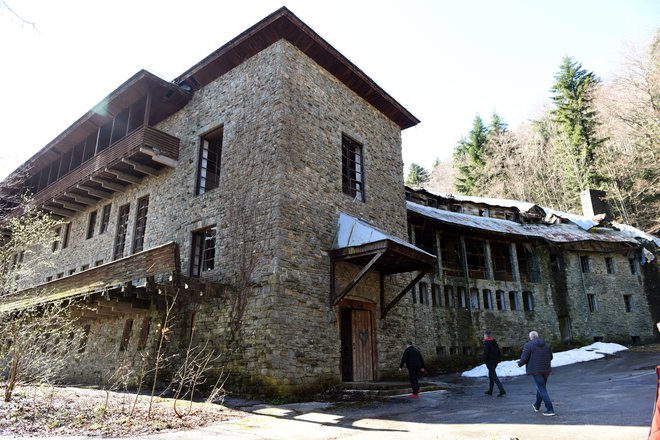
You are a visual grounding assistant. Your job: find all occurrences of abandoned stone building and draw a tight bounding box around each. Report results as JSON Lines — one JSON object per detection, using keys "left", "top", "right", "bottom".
{"left": 0, "top": 7, "right": 657, "bottom": 397}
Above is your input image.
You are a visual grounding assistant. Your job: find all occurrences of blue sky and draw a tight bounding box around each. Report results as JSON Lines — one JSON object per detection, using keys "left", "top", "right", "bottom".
{"left": 0, "top": 0, "right": 657, "bottom": 180}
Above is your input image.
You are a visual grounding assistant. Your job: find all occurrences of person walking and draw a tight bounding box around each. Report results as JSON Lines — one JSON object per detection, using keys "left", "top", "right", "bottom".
{"left": 518, "top": 330, "right": 555, "bottom": 416}
{"left": 399, "top": 341, "right": 425, "bottom": 398}
{"left": 483, "top": 330, "right": 505, "bottom": 397}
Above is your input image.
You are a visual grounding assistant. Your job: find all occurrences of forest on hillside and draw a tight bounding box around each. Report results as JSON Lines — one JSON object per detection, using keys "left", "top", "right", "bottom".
{"left": 406, "top": 31, "right": 659, "bottom": 231}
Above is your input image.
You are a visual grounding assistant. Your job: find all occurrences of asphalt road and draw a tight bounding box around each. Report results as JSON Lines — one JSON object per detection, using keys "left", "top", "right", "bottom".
{"left": 10, "top": 347, "right": 659, "bottom": 440}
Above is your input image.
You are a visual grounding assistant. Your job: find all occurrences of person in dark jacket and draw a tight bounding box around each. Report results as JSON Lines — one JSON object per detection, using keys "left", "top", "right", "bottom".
{"left": 483, "top": 330, "right": 505, "bottom": 396}
{"left": 399, "top": 341, "right": 425, "bottom": 398}
{"left": 517, "top": 330, "right": 555, "bottom": 416}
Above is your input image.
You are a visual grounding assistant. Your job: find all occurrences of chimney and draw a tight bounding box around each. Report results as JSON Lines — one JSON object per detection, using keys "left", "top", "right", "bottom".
{"left": 580, "top": 189, "right": 611, "bottom": 219}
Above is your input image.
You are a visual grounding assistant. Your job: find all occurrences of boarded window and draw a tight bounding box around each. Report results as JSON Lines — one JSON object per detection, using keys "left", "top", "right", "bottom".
{"left": 196, "top": 127, "right": 223, "bottom": 195}
{"left": 191, "top": 226, "right": 217, "bottom": 277}
{"left": 341, "top": 134, "right": 365, "bottom": 202}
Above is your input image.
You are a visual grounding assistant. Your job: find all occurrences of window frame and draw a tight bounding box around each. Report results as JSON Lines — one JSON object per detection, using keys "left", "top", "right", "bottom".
{"left": 196, "top": 127, "right": 223, "bottom": 195}
{"left": 99, "top": 204, "right": 112, "bottom": 234}
{"left": 580, "top": 255, "right": 591, "bottom": 273}
{"left": 341, "top": 134, "right": 365, "bottom": 202}
{"left": 190, "top": 225, "right": 217, "bottom": 277}
{"left": 132, "top": 195, "right": 149, "bottom": 254}
{"left": 86, "top": 210, "right": 98, "bottom": 239}
{"left": 587, "top": 293, "right": 598, "bottom": 312}
{"left": 113, "top": 204, "right": 131, "bottom": 260}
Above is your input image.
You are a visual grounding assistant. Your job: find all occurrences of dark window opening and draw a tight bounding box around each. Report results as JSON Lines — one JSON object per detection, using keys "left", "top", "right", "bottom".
{"left": 83, "top": 132, "right": 98, "bottom": 163}
{"left": 587, "top": 294, "right": 597, "bottom": 312}
{"left": 191, "top": 226, "right": 217, "bottom": 277}
{"left": 509, "top": 291, "right": 519, "bottom": 311}
{"left": 523, "top": 291, "right": 534, "bottom": 311}
{"left": 629, "top": 258, "right": 638, "bottom": 275}
{"left": 432, "top": 284, "right": 440, "bottom": 307}
{"left": 482, "top": 289, "right": 493, "bottom": 309}
{"left": 458, "top": 287, "right": 468, "bottom": 309}
{"left": 59, "top": 150, "right": 72, "bottom": 177}
{"left": 418, "top": 282, "right": 429, "bottom": 305}
{"left": 470, "top": 287, "right": 479, "bottom": 309}
{"left": 196, "top": 127, "right": 223, "bottom": 195}
{"left": 78, "top": 324, "right": 91, "bottom": 353}
{"left": 81, "top": 264, "right": 90, "bottom": 271}
{"left": 631, "top": 336, "right": 641, "bottom": 345}
{"left": 462, "top": 346, "right": 473, "bottom": 356}
{"left": 580, "top": 255, "right": 591, "bottom": 273}
{"left": 96, "top": 120, "right": 113, "bottom": 153}
{"left": 593, "top": 336, "right": 604, "bottom": 342}
{"left": 550, "top": 254, "right": 561, "bottom": 272}
{"left": 623, "top": 295, "right": 633, "bottom": 312}
{"left": 450, "top": 346, "right": 458, "bottom": 355}
{"left": 414, "top": 225, "right": 436, "bottom": 255}
{"left": 436, "top": 346, "right": 446, "bottom": 356}
{"left": 110, "top": 108, "right": 130, "bottom": 145}
{"left": 113, "top": 204, "right": 130, "bottom": 260}
{"left": 341, "top": 134, "right": 365, "bottom": 202}
{"left": 491, "top": 242, "right": 513, "bottom": 281}
{"left": 517, "top": 244, "right": 540, "bottom": 282}
{"left": 127, "top": 97, "right": 147, "bottom": 134}
{"left": 137, "top": 317, "right": 151, "bottom": 350}
{"left": 605, "top": 257, "right": 616, "bottom": 274}
{"left": 496, "top": 290, "right": 506, "bottom": 310}
{"left": 132, "top": 196, "right": 149, "bottom": 253}
{"left": 86, "top": 210, "right": 97, "bottom": 239}
{"left": 444, "top": 285, "right": 454, "bottom": 307}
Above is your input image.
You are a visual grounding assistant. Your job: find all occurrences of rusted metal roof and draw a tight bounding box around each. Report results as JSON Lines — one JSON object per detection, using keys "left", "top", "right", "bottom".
{"left": 407, "top": 201, "right": 641, "bottom": 246}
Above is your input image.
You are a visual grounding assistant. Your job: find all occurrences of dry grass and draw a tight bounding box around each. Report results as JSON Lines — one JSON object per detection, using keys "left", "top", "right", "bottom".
{"left": 0, "top": 385, "right": 246, "bottom": 437}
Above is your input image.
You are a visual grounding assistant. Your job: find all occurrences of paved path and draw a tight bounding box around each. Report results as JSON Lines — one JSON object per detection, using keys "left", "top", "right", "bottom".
{"left": 5, "top": 348, "right": 658, "bottom": 439}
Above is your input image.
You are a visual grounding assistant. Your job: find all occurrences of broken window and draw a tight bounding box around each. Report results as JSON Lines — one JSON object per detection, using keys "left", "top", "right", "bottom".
{"left": 491, "top": 242, "right": 513, "bottom": 281}
{"left": 113, "top": 204, "right": 130, "bottom": 260}
{"left": 465, "top": 239, "right": 487, "bottom": 279}
{"left": 440, "top": 235, "right": 463, "bottom": 277}
{"left": 196, "top": 127, "right": 223, "bottom": 195}
{"left": 191, "top": 226, "right": 217, "bottom": 277}
{"left": 132, "top": 195, "right": 149, "bottom": 253}
{"left": 341, "top": 134, "right": 365, "bottom": 202}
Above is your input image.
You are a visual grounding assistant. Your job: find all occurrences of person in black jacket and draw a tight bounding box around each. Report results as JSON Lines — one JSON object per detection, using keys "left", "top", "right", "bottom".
{"left": 483, "top": 330, "right": 505, "bottom": 396}
{"left": 399, "top": 341, "right": 425, "bottom": 398}
{"left": 517, "top": 330, "right": 555, "bottom": 416}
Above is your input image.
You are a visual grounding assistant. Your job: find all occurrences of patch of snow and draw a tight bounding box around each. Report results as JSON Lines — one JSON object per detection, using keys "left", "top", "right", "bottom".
{"left": 461, "top": 342, "right": 628, "bottom": 378}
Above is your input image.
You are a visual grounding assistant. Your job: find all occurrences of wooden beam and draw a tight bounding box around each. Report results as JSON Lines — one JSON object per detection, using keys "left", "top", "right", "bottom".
{"left": 53, "top": 199, "right": 86, "bottom": 212}
{"left": 90, "top": 176, "right": 124, "bottom": 192}
{"left": 333, "top": 251, "right": 384, "bottom": 306}
{"left": 42, "top": 205, "right": 76, "bottom": 217}
{"left": 139, "top": 147, "right": 178, "bottom": 168}
{"left": 64, "top": 191, "right": 97, "bottom": 206}
{"left": 76, "top": 184, "right": 113, "bottom": 199}
{"left": 104, "top": 168, "right": 142, "bottom": 184}
{"left": 121, "top": 158, "right": 158, "bottom": 176}
{"left": 382, "top": 269, "right": 429, "bottom": 319}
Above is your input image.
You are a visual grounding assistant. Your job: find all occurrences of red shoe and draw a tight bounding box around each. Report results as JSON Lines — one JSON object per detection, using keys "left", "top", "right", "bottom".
{"left": 408, "top": 394, "right": 419, "bottom": 398}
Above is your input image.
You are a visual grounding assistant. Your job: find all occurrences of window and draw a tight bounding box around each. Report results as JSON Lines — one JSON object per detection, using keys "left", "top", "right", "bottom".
{"left": 491, "top": 242, "right": 513, "bottom": 281}
{"left": 523, "top": 291, "right": 534, "bottom": 311}
{"left": 81, "top": 264, "right": 90, "bottom": 271}
{"left": 458, "top": 287, "right": 468, "bottom": 309}
{"left": 587, "top": 294, "right": 598, "bottom": 312}
{"left": 517, "top": 244, "right": 540, "bottom": 282}
{"left": 341, "top": 134, "right": 364, "bottom": 202}
{"left": 52, "top": 226, "right": 62, "bottom": 252}
{"left": 469, "top": 288, "right": 479, "bottom": 309}
{"left": 550, "top": 254, "right": 561, "bottom": 272}
{"left": 78, "top": 324, "right": 91, "bottom": 353}
{"left": 465, "top": 239, "right": 487, "bottom": 279}
{"left": 623, "top": 295, "right": 633, "bottom": 312}
{"left": 462, "top": 346, "right": 473, "bottom": 356}
{"left": 432, "top": 284, "right": 440, "bottom": 307}
{"left": 509, "top": 291, "right": 520, "bottom": 311}
{"left": 56, "top": 272, "right": 64, "bottom": 279}
{"left": 580, "top": 256, "right": 591, "bottom": 273}
{"left": 62, "top": 223, "right": 70, "bottom": 249}
{"left": 413, "top": 226, "right": 436, "bottom": 255}
{"left": 629, "top": 258, "right": 638, "bottom": 275}
{"left": 119, "top": 318, "right": 134, "bottom": 351}
{"left": 137, "top": 317, "right": 151, "bottom": 350}
{"left": 86, "top": 210, "right": 97, "bottom": 239}
{"left": 46, "top": 276, "right": 53, "bottom": 282}
{"left": 113, "top": 204, "right": 130, "bottom": 260}
{"left": 68, "top": 268, "right": 76, "bottom": 276}
{"left": 196, "top": 127, "right": 223, "bottom": 195}
{"left": 482, "top": 289, "right": 493, "bottom": 310}
{"left": 94, "top": 260, "right": 103, "bottom": 267}
{"left": 496, "top": 290, "right": 506, "bottom": 310}
{"left": 191, "top": 226, "right": 217, "bottom": 277}
{"left": 444, "top": 285, "right": 454, "bottom": 307}
{"left": 132, "top": 196, "right": 149, "bottom": 253}
{"left": 99, "top": 204, "right": 111, "bottom": 234}
{"left": 605, "top": 257, "right": 615, "bottom": 274}
{"left": 418, "top": 282, "right": 429, "bottom": 305}
{"left": 436, "top": 346, "right": 446, "bottom": 356}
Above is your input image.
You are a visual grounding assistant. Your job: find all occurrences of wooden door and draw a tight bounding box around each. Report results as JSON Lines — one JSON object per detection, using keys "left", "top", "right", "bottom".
{"left": 350, "top": 309, "right": 374, "bottom": 381}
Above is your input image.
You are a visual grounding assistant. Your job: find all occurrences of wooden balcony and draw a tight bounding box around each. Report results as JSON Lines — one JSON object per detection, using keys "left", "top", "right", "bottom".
{"left": 30, "top": 126, "right": 180, "bottom": 218}
{"left": 0, "top": 242, "right": 179, "bottom": 314}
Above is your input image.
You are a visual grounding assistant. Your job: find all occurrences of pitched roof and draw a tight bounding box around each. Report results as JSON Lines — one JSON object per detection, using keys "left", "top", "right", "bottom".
{"left": 174, "top": 7, "right": 419, "bottom": 130}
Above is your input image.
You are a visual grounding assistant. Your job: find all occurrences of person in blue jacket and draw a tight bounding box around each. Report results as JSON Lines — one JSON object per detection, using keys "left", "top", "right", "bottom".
{"left": 399, "top": 341, "right": 425, "bottom": 398}
{"left": 518, "top": 330, "right": 555, "bottom": 416}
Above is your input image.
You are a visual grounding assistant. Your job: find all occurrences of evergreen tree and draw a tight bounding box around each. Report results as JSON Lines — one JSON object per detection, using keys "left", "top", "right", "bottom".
{"left": 550, "top": 57, "right": 606, "bottom": 191}
{"left": 405, "top": 163, "right": 430, "bottom": 188}
{"left": 453, "top": 115, "right": 488, "bottom": 195}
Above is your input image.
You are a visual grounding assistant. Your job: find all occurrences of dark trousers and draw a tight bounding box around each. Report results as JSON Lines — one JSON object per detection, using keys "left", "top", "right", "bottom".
{"left": 532, "top": 373, "right": 554, "bottom": 412}
{"left": 487, "top": 363, "right": 504, "bottom": 393}
{"left": 408, "top": 367, "right": 421, "bottom": 394}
